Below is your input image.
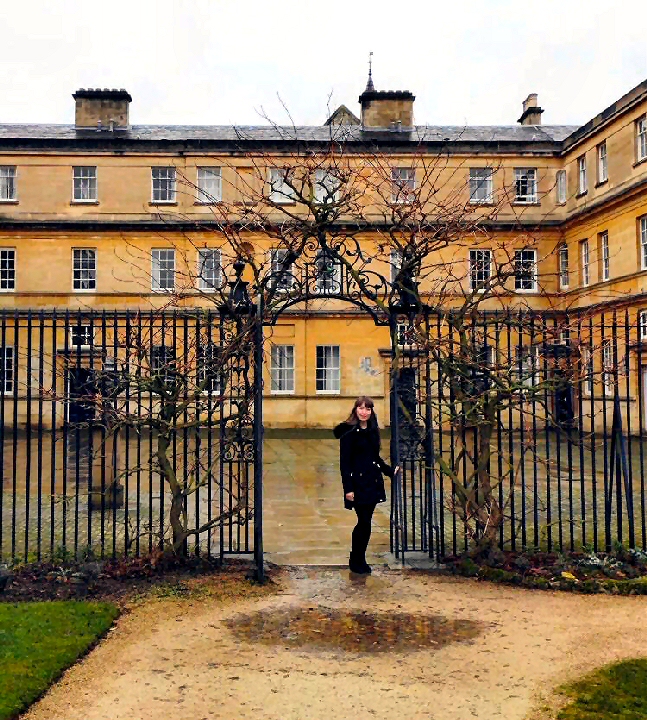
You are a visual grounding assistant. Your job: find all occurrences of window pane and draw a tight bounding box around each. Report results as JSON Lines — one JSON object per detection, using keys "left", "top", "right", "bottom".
{"left": 0, "top": 249, "right": 15, "bottom": 290}
{"left": 556, "top": 170, "right": 566, "bottom": 204}
{"left": 73, "top": 248, "right": 96, "bottom": 290}
{"left": 559, "top": 245, "right": 569, "bottom": 288}
{"left": 269, "top": 168, "right": 296, "bottom": 203}
{"left": 314, "top": 170, "right": 340, "bottom": 204}
{"left": 271, "top": 344, "right": 295, "bottom": 392}
{"left": 152, "top": 249, "right": 175, "bottom": 290}
{"left": 391, "top": 167, "right": 415, "bottom": 203}
{"left": 270, "top": 248, "right": 294, "bottom": 290}
{"left": 469, "top": 168, "right": 493, "bottom": 203}
{"left": 0, "top": 166, "right": 16, "bottom": 201}
{"left": 469, "top": 249, "right": 491, "bottom": 290}
{"left": 198, "top": 342, "right": 221, "bottom": 393}
{"left": 515, "top": 249, "right": 537, "bottom": 290}
{"left": 73, "top": 166, "right": 97, "bottom": 201}
{"left": 197, "top": 167, "right": 222, "bottom": 203}
{"left": 152, "top": 167, "right": 176, "bottom": 202}
{"left": 316, "top": 345, "right": 340, "bottom": 392}
{"left": 315, "top": 250, "right": 341, "bottom": 293}
{"left": 198, "top": 249, "right": 221, "bottom": 290}
{"left": 0, "top": 346, "right": 14, "bottom": 393}
{"left": 514, "top": 168, "right": 537, "bottom": 203}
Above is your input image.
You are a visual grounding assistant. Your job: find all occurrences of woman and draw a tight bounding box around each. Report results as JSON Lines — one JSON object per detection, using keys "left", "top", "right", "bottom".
{"left": 333, "top": 396, "right": 397, "bottom": 574}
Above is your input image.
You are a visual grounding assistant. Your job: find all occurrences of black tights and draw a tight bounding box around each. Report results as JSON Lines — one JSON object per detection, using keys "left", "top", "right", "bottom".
{"left": 351, "top": 503, "right": 377, "bottom": 560}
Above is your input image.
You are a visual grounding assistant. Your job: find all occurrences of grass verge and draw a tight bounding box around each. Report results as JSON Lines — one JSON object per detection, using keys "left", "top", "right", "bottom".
{"left": 0, "top": 601, "right": 118, "bottom": 720}
{"left": 556, "top": 658, "right": 647, "bottom": 719}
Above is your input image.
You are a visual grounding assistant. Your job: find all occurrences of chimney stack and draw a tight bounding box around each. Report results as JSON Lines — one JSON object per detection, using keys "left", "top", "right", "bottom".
{"left": 73, "top": 88, "right": 132, "bottom": 130}
{"left": 359, "top": 89, "right": 415, "bottom": 129}
{"left": 518, "top": 93, "right": 544, "bottom": 126}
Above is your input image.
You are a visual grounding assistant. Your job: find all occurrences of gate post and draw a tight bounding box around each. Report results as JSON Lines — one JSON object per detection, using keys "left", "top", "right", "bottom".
{"left": 253, "top": 294, "right": 265, "bottom": 582}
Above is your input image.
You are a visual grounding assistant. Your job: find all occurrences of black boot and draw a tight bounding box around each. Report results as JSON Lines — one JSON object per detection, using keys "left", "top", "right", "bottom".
{"left": 349, "top": 552, "right": 367, "bottom": 574}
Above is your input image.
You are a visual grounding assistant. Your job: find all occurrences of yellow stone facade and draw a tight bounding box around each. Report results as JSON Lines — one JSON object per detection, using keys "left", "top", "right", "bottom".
{"left": 1, "top": 80, "right": 646, "bottom": 429}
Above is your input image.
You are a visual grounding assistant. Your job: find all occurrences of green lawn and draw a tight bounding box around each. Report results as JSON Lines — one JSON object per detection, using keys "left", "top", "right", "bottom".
{"left": 558, "top": 658, "right": 647, "bottom": 719}
{"left": 0, "top": 601, "right": 119, "bottom": 720}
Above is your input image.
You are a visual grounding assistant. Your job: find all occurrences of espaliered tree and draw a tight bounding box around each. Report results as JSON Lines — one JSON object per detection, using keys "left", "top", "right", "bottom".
{"left": 94, "top": 117, "right": 591, "bottom": 556}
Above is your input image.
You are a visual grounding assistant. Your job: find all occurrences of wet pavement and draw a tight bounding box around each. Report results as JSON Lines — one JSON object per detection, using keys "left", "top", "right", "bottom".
{"left": 263, "top": 436, "right": 391, "bottom": 566}
{"left": 226, "top": 605, "right": 482, "bottom": 653}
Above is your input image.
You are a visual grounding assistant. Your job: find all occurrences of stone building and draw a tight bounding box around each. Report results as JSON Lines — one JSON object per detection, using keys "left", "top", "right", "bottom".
{"left": 0, "top": 75, "right": 646, "bottom": 429}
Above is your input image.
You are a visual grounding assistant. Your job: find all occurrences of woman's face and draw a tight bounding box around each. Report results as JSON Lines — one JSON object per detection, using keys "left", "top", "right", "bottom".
{"left": 356, "top": 403, "right": 372, "bottom": 423}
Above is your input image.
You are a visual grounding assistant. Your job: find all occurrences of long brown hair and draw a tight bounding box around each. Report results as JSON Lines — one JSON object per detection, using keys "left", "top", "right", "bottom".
{"left": 345, "top": 396, "right": 379, "bottom": 432}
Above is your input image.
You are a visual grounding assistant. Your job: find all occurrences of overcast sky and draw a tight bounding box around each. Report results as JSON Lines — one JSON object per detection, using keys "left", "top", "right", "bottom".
{"left": 2, "top": 0, "right": 646, "bottom": 129}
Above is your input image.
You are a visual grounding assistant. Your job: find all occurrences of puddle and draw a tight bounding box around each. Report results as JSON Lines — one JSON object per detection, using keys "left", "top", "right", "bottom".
{"left": 226, "top": 606, "right": 482, "bottom": 653}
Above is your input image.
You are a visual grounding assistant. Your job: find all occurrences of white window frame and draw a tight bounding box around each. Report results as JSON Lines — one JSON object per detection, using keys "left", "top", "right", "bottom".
{"left": 559, "top": 244, "right": 569, "bottom": 289}
{"left": 602, "top": 339, "right": 614, "bottom": 395}
{"left": 315, "top": 250, "right": 342, "bottom": 294}
{"left": 151, "top": 248, "right": 176, "bottom": 292}
{"left": 1, "top": 346, "right": 14, "bottom": 394}
{"left": 270, "top": 344, "right": 295, "bottom": 394}
{"left": 0, "top": 249, "right": 16, "bottom": 292}
{"left": 514, "top": 168, "right": 537, "bottom": 204}
{"left": 313, "top": 169, "right": 341, "bottom": 204}
{"left": 514, "top": 248, "right": 538, "bottom": 292}
{"left": 151, "top": 167, "right": 177, "bottom": 203}
{"left": 196, "top": 167, "right": 222, "bottom": 204}
{"left": 396, "top": 322, "right": 417, "bottom": 347}
{"left": 268, "top": 168, "right": 297, "bottom": 204}
{"left": 151, "top": 345, "right": 176, "bottom": 380}
{"left": 469, "top": 168, "right": 493, "bottom": 204}
{"left": 69, "top": 325, "right": 93, "bottom": 349}
{"left": 581, "top": 239, "right": 590, "bottom": 287}
{"left": 72, "top": 166, "right": 98, "bottom": 202}
{"left": 390, "top": 248, "right": 403, "bottom": 283}
{"left": 269, "top": 248, "right": 294, "bottom": 291}
{"left": 0, "top": 166, "right": 17, "bottom": 202}
{"left": 577, "top": 155, "right": 587, "bottom": 195}
{"left": 600, "top": 231, "right": 610, "bottom": 282}
{"left": 391, "top": 167, "right": 416, "bottom": 204}
{"left": 469, "top": 249, "right": 492, "bottom": 291}
{"left": 516, "top": 346, "right": 541, "bottom": 388}
{"left": 581, "top": 346, "right": 593, "bottom": 397}
{"left": 197, "top": 342, "right": 221, "bottom": 395}
{"left": 556, "top": 169, "right": 567, "bottom": 205}
{"left": 639, "top": 310, "right": 647, "bottom": 341}
{"left": 637, "top": 116, "right": 647, "bottom": 163}
{"left": 315, "top": 345, "right": 340, "bottom": 394}
{"left": 197, "top": 248, "right": 222, "bottom": 292}
{"left": 641, "top": 216, "right": 647, "bottom": 271}
{"left": 72, "top": 248, "right": 97, "bottom": 291}
{"left": 597, "top": 142, "right": 608, "bottom": 184}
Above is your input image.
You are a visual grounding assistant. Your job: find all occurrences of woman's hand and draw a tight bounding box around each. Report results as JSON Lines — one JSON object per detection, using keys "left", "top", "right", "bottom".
{"left": 345, "top": 492, "right": 355, "bottom": 501}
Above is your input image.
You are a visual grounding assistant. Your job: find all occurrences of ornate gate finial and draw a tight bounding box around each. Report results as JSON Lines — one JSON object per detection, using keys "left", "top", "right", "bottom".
{"left": 225, "top": 257, "right": 253, "bottom": 315}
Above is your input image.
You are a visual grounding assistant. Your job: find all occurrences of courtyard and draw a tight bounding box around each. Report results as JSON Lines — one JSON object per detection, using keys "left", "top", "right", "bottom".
{"left": 17, "top": 566, "right": 647, "bottom": 720}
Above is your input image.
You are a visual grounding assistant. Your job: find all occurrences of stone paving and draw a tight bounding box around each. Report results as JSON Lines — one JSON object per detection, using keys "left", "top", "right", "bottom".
{"left": 263, "top": 435, "right": 391, "bottom": 566}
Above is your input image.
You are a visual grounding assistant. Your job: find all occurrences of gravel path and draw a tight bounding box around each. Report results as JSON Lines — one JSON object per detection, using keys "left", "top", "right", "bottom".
{"left": 22, "top": 569, "right": 647, "bottom": 720}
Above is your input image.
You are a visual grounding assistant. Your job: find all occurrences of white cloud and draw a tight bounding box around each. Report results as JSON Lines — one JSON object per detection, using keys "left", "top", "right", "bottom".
{"left": 1, "top": 0, "right": 646, "bottom": 127}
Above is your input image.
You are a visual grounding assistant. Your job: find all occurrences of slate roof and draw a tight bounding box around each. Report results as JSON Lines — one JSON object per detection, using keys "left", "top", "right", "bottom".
{"left": 0, "top": 123, "right": 578, "bottom": 148}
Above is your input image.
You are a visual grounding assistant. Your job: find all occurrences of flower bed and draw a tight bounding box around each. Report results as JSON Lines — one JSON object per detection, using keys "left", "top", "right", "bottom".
{"left": 443, "top": 546, "right": 647, "bottom": 594}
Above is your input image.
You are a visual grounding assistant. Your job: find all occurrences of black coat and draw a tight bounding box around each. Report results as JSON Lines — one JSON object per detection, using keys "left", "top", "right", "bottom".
{"left": 333, "top": 422, "right": 393, "bottom": 509}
